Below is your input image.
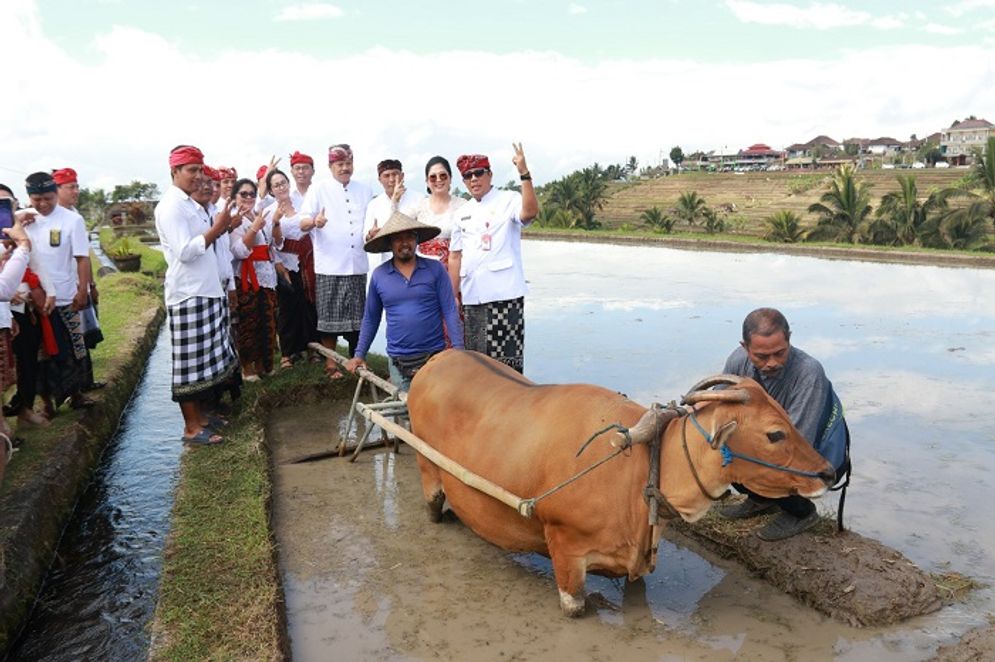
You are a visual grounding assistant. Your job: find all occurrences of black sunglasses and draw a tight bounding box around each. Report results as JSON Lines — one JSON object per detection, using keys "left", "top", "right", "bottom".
{"left": 462, "top": 168, "right": 490, "bottom": 180}
{"left": 237, "top": 191, "right": 255, "bottom": 198}
{"left": 428, "top": 172, "right": 450, "bottom": 182}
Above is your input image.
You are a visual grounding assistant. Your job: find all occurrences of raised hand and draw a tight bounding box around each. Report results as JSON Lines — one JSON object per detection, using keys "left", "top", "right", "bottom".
{"left": 512, "top": 142, "right": 529, "bottom": 176}
{"left": 314, "top": 207, "right": 327, "bottom": 228}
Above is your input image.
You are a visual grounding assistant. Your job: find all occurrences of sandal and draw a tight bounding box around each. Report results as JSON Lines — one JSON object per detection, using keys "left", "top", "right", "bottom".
{"left": 280, "top": 357, "right": 294, "bottom": 369}
{"left": 69, "top": 395, "right": 97, "bottom": 410}
{"left": 182, "top": 428, "right": 224, "bottom": 445}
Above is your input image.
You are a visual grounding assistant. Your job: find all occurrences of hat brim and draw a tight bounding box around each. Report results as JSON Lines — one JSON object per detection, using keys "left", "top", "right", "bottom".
{"left": 364, "top": 225, "right": 441, "bottom": 253}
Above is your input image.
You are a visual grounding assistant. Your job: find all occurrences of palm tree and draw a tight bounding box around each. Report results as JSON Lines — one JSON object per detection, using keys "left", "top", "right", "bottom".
{"left": 970, "top": 136, "right": 995, "bottom": 235}
{"left": 763, "top": 210, "right": 805, "bottom": 243}
{"left": 933, "top": 201, "right": 992, "bottom": 250}
{"left": 806, "top": 163, "right": 873, "bottom": 243}
{"left": 639, "top": 206, "right": 674, "bottom": 232}
{"left": 866, "top": 175, "right": 952, "bottom": 246}
{"left": 533, "top": 206, "right": 575, "bottom": 228}
{"left": 674, "top": 191, "right": 707, "bottom": 226}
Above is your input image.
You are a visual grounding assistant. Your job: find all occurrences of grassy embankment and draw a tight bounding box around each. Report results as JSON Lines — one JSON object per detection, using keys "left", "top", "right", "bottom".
{"left": 150, "top": 352, "right": 389, "bottom": 660}
{"left": 98, "top": 227, "right": 167, "bottom": 278}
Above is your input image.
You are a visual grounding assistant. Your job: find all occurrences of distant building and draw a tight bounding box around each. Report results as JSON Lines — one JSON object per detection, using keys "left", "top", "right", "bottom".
{"left": 737, "top": 143, "right": 785, "bottom": 168}
{"left": 866, "top": 137, "right": 903, "bottom": 156}
{"left": 941, "top": 118, "right": 994, "bottom": 164}
{"left": 785, "top": 135, "right": 841, "bottom": 158}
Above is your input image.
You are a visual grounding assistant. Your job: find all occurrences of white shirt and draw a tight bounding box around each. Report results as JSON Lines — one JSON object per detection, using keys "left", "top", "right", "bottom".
{"left": 201, "top": 202, "right": 235, "bottom": 292}
{"left": 9, "top": 251, "right": 55, "bottom": 314}
{"left": 24, "top": 205, "right": 88, "bottom": 306}
{"left": 450, "top": 187, "right": 529, "bottom": 306}
{"left": 299, "top": 178, "right": 373, "bottom": 276}
{"left": 364, "top": 189, "right": 425, "bottom": 265}
{"left": 230, "top": 208, "right": 280, "bottom": 290}
{"left": 0, "top": 246, "right": 30, "bottom": 303}
{"left": 155, "top": 184, "right": 224, "bottom": 305}
{"left": 416, "top": 195, "right": 465, "bottom": 245}
{"left": 265, "top": 200, "right": 303, "bottom": 272}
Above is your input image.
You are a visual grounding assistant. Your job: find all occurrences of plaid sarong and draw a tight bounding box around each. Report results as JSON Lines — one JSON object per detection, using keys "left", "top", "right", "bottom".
{"left": 315, "top": 273, "right": 366, "bottom": 334}
{"left": 168, "top": 296, "right": 238, "bottom": 402}
{"left": 463, "top": 296, "right": 525, "bottom": 373}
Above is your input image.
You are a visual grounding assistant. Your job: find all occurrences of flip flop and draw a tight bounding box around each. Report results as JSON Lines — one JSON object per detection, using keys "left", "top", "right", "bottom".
{"left": 182, "top": 429, "right": 224, "bottom": 445}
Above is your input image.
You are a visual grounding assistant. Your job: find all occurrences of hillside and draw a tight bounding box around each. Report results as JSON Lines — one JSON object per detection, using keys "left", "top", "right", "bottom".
{"left": 597, "top": 169, "right": 970, "bottom": 236}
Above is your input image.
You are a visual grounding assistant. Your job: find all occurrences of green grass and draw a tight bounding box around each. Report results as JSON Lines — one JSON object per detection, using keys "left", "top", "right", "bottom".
{"left": 98, "top": 227, "right": 167, "bottom": 278}
{"left": 151, "top": 350, "right": 389, "bottom": 661}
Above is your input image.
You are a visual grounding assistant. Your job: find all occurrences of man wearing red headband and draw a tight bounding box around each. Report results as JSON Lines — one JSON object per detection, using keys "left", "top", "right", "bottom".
{"left": 449, "top": 142, "right": 538, "bottom": 373}
{"left": 53, "top": 166, "right": 106, "bottom": 393}
{"left": 217, "top": 166, "right": 238, "bottom": 203}
{"left": 289, "top": 151, "right": 314, "bottom": 208}
{"left": 364, "top": 159, "right": 424, "bottom": 266}
{"left": 298, "top": 143, "right": 373, "bottom": 378}
{"left": 155, "top": 145, "right": 239, "bottom": 445}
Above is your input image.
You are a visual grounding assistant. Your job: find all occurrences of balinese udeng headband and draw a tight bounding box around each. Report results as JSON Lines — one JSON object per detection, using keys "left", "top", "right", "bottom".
{"left": 290, "top": 151, "right": 314, "bottom": 167}
{"left": 26, "top": 176, "right": 57, "bottom": 195}
{"left": 328, "top": 144, "right": 353, "bottom": 163}
{"left": 52, "top": 168, "right": 78, "bottom": 186}
{"left": 456, "top": 154, "right": 490, "bottom": 175}
{"left": 169, "top": 145, "right": 205, "bottom": 168}
{"left": 217, "top": 167, "right": 237, "bottom": 180}
{"left": 377, "top": 159, "right": 402, "bottom": 175}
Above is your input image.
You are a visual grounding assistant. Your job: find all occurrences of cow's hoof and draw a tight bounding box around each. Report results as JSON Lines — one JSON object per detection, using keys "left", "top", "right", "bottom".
{"left": 559, "top": 589, "right": 586, "bottom": 617}
{"left": 426, "top": 491, "right": 445, "bottom": 523}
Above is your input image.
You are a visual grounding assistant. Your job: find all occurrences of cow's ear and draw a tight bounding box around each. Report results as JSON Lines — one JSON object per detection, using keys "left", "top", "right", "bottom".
{"left": 712, "top": 420, "right": 737, "bottom": 450}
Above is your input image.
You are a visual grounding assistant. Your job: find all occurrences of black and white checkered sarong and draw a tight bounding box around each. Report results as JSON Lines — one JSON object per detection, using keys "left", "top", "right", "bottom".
{"left": 316, "top": 273, "right": 366, "bottom": 334}
{"left": 168, "top": 296, "right": 238, "bottom": 402}
{"left": 463, "top": 296, "right": 525, "bottom": 373}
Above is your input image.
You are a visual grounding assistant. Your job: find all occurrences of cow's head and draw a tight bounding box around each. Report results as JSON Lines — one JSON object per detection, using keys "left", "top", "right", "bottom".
{"left": 681, "top": 374, "right": 835, "bottom": 499}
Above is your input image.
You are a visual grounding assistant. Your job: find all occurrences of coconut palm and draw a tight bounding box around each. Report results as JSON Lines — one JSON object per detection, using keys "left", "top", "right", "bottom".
{"left": 970, "top": 136, "right": 995, "bottom": 234}
{"left": 932, "top": 201, "right": 992, "bottom": 250}
{"left": 674, "top": 191, "right": 708, "bottom": 226}
{"left": 865, "top": 175, "right": 952, "bottom": 246}
{"left": 763, "top": 210, "right": 806, "bottom": 243}
{"left": 806, "top": 164, "right": 873, "bottom": 243}
{"left": 639, "top": 206, "right": 675, "bottom": 232}
{"left": 533, "top": 206, "right": 575, "bottom": 228}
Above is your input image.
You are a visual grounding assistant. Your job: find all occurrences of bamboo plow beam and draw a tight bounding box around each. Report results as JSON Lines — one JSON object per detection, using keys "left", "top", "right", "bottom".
{"left": 350, "top": 401, "right": 408, "bottom": 462}
{"left": 308, "top": 342, "right": 405, "bottom": 403}
{"left": 337, "top": 377, "right": 367, "bottom": 456}
{"left": 358, "top": 404, "right": 536, "bottom": 518}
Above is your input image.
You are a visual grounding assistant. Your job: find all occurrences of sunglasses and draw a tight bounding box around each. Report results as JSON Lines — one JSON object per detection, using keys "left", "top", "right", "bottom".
{"left": 462, "top": 168, "right": 490, "bottom": 180}
{"left": 428, "top": 173, "right": 450, "bottom": 182}
{"left": 237, "top": 191, "right": 256, "bottom": 198}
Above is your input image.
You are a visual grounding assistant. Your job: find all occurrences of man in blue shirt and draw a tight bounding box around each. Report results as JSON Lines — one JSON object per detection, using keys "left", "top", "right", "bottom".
{"left": 720, "top": 308, "right": 849, "bottom": 541}
{"left": 346, "top": 211, "right": 464, "bottom": 390}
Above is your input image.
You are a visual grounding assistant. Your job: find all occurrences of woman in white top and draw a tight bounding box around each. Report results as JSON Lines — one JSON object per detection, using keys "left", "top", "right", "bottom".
{"left": 229, "top": 178, "right": 282, "bottom": 381}
{"left": 264, "top": 169, "right": 317, "bottom": 369}
{"left": 415, "top": 156, "right": 465, "bottom": 269}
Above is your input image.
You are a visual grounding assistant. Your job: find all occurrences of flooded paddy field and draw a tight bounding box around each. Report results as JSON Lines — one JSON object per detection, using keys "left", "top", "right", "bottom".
{"left": 272, "top": 240, "right": 995, "bottom": 660}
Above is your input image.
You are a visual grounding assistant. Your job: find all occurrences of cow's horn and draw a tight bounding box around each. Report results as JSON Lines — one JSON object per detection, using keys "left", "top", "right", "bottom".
{"left": 682, "top": 389, "right": 750, "bottom": 405}
{"left": 685, "top": 374, "right": 744, "bottom": 393}
{"left": 628, "top": 408, "right": 665, "bottom": 446}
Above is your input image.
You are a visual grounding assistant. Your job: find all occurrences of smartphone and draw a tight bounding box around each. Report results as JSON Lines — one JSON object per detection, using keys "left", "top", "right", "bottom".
{"left": 0, "top": 198, "right": 13, "bottom": 231}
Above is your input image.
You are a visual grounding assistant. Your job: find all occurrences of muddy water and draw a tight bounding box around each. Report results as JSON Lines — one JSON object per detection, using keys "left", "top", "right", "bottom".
{"left": 276, "top": 241, "right": 995, "bottom": 660}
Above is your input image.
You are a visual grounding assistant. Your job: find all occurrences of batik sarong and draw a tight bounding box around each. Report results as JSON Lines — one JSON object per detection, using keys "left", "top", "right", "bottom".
{"left": 463, "top": 296, "right": 525, "bottom": 373}
{"left": 168, "top": 296, "right": 238, "bottom": 402}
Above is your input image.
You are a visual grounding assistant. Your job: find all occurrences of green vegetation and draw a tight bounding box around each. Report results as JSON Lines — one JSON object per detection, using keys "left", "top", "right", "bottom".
{"left": 764, "top": 211, "right": 805, "bottom": 243}
{"left": 151, "top": 354, "right": 390, "bottom": 661}
{"left": 639, "top": 206, "right": 674, "bottom": 233}
{"left": 99, "top": 228, "right": 166, "bottom": 277}
{"left": 806, "top": 164, "right": 873, "bottom": 243}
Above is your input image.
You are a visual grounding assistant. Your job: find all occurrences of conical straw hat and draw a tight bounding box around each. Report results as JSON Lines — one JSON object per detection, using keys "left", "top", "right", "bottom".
{"left": 364, "top": 210, "right": 441, "bottom": 253}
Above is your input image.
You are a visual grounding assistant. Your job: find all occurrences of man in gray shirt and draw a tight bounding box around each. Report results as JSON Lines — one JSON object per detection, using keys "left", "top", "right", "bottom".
{"left": 720, "top": 307, "right": 848, "bottom": 540}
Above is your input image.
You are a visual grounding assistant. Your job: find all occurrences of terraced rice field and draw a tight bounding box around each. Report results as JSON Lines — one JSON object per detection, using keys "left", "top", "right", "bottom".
{"left": 598, "top": 169, "right": 969, "bottom": 236}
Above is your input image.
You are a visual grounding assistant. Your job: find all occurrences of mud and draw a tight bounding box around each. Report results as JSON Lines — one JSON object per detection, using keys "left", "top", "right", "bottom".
{"left": 666, "top": 502, "right": 942, "bottom": 627}
{"left": 931, "top": 621, "right": 995, "bottom": 661}
{"left": 269, "top": 404, "right": 986, "bottom": 662}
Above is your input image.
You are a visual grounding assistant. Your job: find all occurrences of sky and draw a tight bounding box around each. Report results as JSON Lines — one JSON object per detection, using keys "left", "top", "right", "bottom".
{"left": 4, "top": 0, "right": 995, "bottom": 194}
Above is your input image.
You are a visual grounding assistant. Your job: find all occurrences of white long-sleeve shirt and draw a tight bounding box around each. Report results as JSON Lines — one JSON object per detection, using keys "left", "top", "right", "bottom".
{"left": 155, "top": 184, "right": 224, "bottom": 305}
{"left": 299, "top": 178, "right": 373, "bottom": 276}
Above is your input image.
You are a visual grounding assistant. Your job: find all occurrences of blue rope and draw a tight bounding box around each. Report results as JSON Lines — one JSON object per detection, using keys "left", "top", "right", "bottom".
{"left": 687, "top": 409, "right": 825, "bottom": 479}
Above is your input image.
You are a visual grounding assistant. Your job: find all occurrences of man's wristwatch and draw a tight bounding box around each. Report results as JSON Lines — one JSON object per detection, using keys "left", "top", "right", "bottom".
{"left": 519, "top": 172, "right": 532, "bottom": 182}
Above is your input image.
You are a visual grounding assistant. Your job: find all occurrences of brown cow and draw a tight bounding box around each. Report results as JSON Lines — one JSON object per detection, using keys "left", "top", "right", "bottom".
{"left": 407, "top": 350, "right": 834, "bottom": 616}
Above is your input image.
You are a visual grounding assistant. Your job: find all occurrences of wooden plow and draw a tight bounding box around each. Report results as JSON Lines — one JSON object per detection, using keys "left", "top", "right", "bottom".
{"left": 297, "top": 343, "right": 538, "bottom": 517}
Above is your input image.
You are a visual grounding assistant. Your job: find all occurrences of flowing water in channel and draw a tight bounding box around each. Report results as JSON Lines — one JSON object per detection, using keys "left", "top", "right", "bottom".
{"left": 6, "top": 326, "right": 182, "bottom": 661}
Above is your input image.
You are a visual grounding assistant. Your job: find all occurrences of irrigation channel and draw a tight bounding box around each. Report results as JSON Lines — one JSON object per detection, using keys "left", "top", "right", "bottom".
{"left": 5, "top": 238, "right": 995, "bottom": 659}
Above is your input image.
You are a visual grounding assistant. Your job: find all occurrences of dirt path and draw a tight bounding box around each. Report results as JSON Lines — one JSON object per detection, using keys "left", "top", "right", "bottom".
{"left": 268, "top": 405, "right": 985, "bottom": 662}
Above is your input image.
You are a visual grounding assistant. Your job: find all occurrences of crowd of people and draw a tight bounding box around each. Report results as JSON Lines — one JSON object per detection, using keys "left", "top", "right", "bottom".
{"left": 0, "top": 169, "right": 104, "bottom": 484}
{"left": 155, "top": 142, "right": 538, "bottom": 445}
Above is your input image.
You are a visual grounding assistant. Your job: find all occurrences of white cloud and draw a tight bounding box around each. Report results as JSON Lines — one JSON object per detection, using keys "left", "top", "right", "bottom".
{"left": 946, "top": 0, "right": 995, "bottom": 18}
{"left": 275, "top": 3, "right": 343, "bottom": 22}
{"left": 924, "top": 22, "right": 963, "bottom": 35}
{"left": 4, "top": 4, "right": 995, "bottom": 194}
{"left": 725, "top": 1, "right": 901, "bottom": 30}
{"left": 567, "top": 3, "right": 588, "bottom": 15}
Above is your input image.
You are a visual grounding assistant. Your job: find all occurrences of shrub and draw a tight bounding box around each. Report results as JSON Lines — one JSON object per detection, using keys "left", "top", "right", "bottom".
{"left": 763, "top": 211, "right": 805, "bottom": 243}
